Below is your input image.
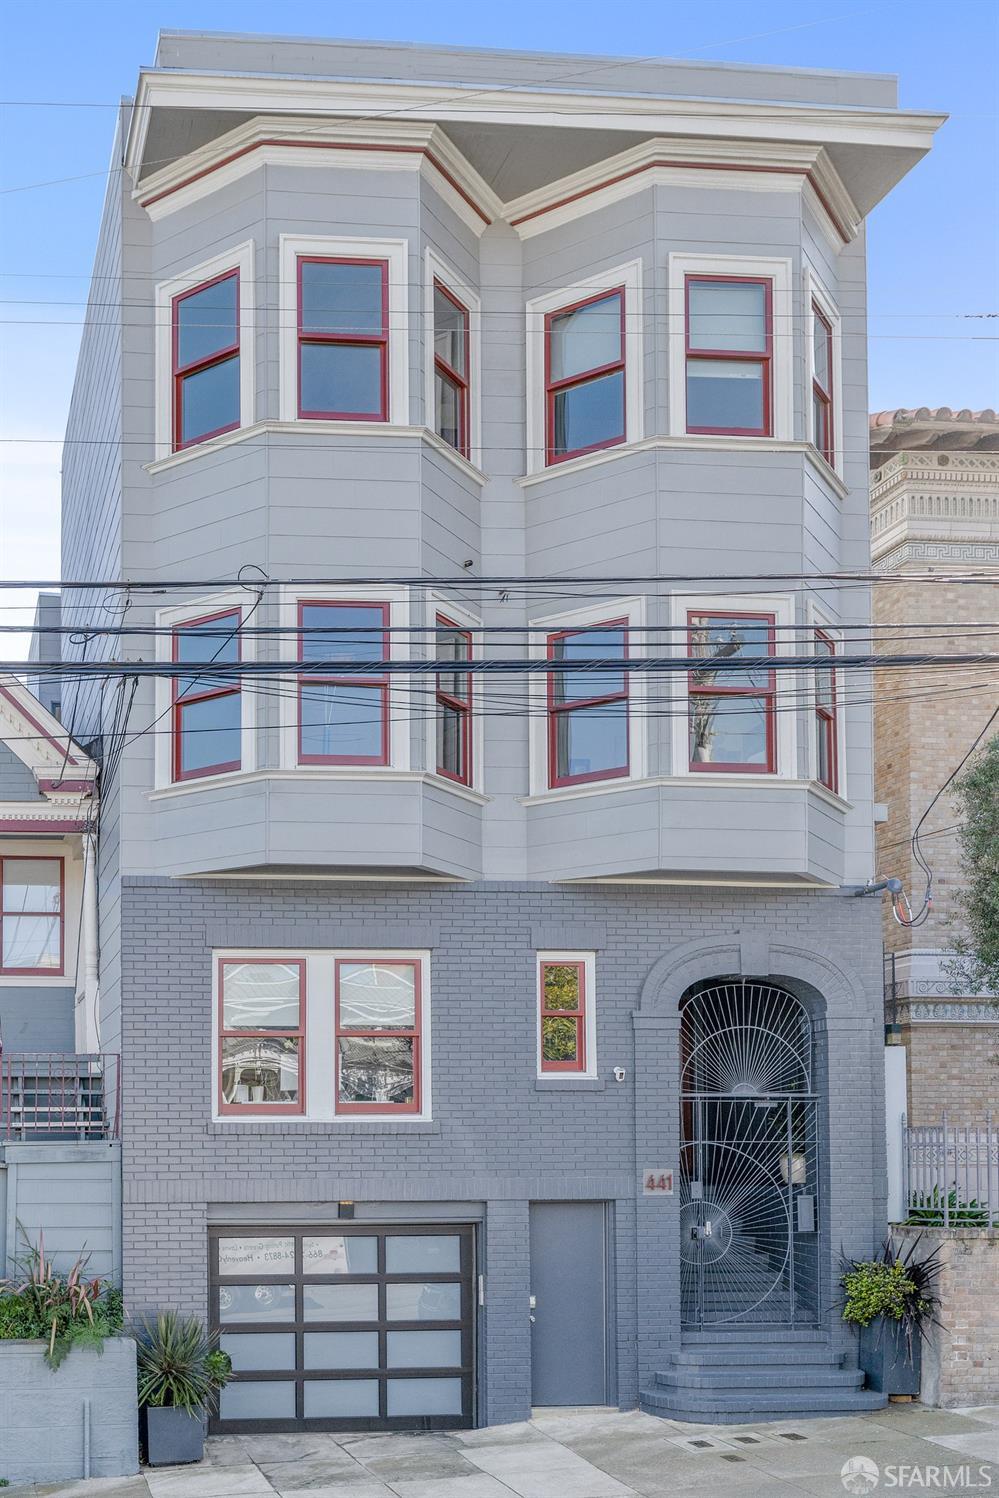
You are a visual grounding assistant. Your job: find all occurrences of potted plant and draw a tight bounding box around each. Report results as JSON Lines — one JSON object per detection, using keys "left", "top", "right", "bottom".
{"left": 136, "top": 1311, "right": 232, "bottom": 1466}
{"left": 840, "top": 1236, "right": 942, "bottom": 1397}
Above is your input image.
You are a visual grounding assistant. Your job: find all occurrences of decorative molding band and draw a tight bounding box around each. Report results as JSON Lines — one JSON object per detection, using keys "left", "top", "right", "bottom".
{"left": 906, "top": 1001, "right": 999, "bottom": 1024}
{"left": 875, "top": 541, "right": 999, "bottom": 572}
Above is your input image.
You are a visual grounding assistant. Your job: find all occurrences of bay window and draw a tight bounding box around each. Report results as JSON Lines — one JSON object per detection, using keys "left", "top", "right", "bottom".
{"left": 1, "top": 857, "right": 63, "bottom": 974}
{"left": 547, "top": 620, "right": 629, "bottom": 787}
{"left": 687, "top": 612, "right": 776, "bottom": 772}
{"left": 435, "top": 615, "right": 472, "bottom": 785}
{"left": 336, "top": 959, "right": 421, "bottom": 1115}
{"left": 545, "top": 288, "right": 626, "bottom": 463}
{"left": 432, "top": 281, "right": 470, "bottom": 457}
{"left": 219, "top": 959, "right": 305, "bottom": 1115}
{"left": 538, "top": 959, "right": 587, "bottom": 1074}
{"left": 685, "top": 275, "right": 772, "bottom": 436}
{"left": 814, "top": 629, "right": 838, "bottom": 792}
{"left": 297, "top": 257, "right": 388, "bottom": 420}
{"left": 811, "top": 301, "right": 834, "bottom": 466}
{"left": 172, "top": 269, "right": 241, "bottom": 450}
{"left": 172, "top": 609, "right": 242, "bottom": 781}
{"left": 297, "top": 602, "right": 389, "bottom": 765}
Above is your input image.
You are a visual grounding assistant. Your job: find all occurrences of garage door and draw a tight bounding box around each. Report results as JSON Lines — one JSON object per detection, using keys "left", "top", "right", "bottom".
{"left": 209, "top": 1224, "right": 475, "bottom": 1431}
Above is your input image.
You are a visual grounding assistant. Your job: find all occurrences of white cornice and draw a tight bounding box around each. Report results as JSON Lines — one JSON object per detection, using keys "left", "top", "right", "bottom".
{"left": 0, "top": 677, "right": 96, "bottom": 792}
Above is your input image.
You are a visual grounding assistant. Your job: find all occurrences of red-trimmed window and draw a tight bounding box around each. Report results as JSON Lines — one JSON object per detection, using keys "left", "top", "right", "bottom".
{"left": 297, "top": 602, "right": 390, "bottom": 765}
{"left": 685, "top": 275, "right": 772, "bottom": 436}
{"left": 812, "top": 302, "right": 834, "bottom": 466}
{"left": 436, "top": 615, "right": 472, "bottom": 785}
{"left": 297, "top": 256, "right": 388, "bottom": 420}
{"left": 539, "top": 959, "right": 586, "bottom": 1073}
{"left": 688, "top": 611, "right": 776, "bottom": 773}
{"left": 547, "top": 620, "right": 629, "bottom": 788}
{"left": 0, "top": 857, "right": 63, "bottom": 975}
{"left": 172, "top": 269, "right": 240, "bottom": 451}
{"left": 545, "top": 287, "right": 626, "bottom": 464}
{"left": 433, "top": 281, "right": 470, "bottom": 458}
{"left": 172, "top": 609, "right": 242, "bottom": 782}
{"left": 335, "top": 958, "right": 422, "bottom": 1114}
{"left": 219, "top": 959, "right": 305, "bottom": 1115}
{"left": 814, "top": 628, "right": 838, "bottom": 793}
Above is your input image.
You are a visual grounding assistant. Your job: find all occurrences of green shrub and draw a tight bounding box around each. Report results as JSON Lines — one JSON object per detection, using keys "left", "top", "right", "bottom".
{"left": 907, "top": 1186, "right": 989, "bottom": 1228}
{"left": 839, "top": 1236, "right": 942, "bottom": 1363}
{"left": 0, "top": 1231, "right": 123, "bottom": 1368}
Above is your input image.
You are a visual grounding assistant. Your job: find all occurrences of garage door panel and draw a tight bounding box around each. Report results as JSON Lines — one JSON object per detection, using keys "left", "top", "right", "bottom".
{"left": 210, "top": 1224, "right": 475, "bottom": 1433}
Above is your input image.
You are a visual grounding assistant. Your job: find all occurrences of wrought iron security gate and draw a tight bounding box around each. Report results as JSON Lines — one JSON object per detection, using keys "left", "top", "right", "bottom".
{"left": 679, "top": 981, "right": 820, "bottom": 1329}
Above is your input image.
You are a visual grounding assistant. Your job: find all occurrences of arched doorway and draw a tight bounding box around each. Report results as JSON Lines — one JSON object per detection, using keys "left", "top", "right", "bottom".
{"left": 679, "top": 980, "right": 820, "bottom": 1329}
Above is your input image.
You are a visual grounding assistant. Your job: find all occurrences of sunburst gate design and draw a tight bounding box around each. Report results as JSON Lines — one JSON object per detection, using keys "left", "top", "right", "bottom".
{"left": 680, "top": 983, "right": 820, "bottom": 1328}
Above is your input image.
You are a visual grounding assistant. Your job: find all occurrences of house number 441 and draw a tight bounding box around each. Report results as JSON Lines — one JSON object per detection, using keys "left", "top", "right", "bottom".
{"left": 642, "top": 1170, "right": 674, "bottom": 1195}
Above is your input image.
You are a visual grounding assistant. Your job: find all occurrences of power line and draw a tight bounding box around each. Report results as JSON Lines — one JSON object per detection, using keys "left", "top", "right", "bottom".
{"left": 3, "top": 572, "right": 996, "bottom": 590}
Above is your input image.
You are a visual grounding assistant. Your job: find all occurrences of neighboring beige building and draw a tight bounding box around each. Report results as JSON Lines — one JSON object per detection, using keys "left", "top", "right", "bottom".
{"left": 870, "top": 407, "right": 999, "bottom": 1123}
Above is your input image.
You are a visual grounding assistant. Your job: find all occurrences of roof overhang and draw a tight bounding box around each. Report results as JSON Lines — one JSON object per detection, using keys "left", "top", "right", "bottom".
{"left": 0, "top": 678, "right": 97, "bottom": 823}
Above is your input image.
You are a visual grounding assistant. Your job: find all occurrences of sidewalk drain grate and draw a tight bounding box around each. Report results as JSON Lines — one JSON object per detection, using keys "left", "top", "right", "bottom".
{"left": 779, "top": 1432, "right": 808, "bottom": 1441}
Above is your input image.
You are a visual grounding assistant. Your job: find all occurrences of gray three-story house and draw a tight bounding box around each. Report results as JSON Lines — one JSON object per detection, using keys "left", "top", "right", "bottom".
{"left": 60, "top": 32, "right": 941, "bottom": 1429}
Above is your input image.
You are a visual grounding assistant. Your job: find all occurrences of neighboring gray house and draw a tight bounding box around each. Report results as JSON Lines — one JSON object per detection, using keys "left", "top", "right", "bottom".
{"left": 0, "top": 677, "right": 119, "bottom": 1281}
{"left": 24, "top": 592, "right": 63, "bottom": 724}
{"left": 60, "top": 33, "right": 941, "bottom": 1429}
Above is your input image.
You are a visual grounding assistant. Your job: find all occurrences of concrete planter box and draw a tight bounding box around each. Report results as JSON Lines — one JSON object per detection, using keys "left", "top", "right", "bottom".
{"left": 858, "top": 1318, "right": 921, "bottom": 1396}
{"left": 0, "top": 1337, "right": 139, "bottom": 1484}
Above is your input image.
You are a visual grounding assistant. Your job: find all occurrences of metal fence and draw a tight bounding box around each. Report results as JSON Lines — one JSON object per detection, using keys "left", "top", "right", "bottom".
{"left": 0, "top": 1053, "right": 121, "bottom": 1141}
{"left": 903, "top": 1113, "right": 999, "bottom": 1228}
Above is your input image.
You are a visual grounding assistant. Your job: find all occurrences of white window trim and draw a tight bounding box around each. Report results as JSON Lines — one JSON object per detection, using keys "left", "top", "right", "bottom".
{"left": 425, "top": 593, "right": 483, "bottom": 793}
{"left": 279, "top": 234, "right": 409, "bottom": 426}
{"left": 424, "top": 249, "right": 482, "bottom": 469}
{"left": 0, "top": 844, "right": 81, "bottom": 989}
{"left": 806, "top": 602, "right": 848, "bottom": 801}
{"left": 277, "top": 584, "right": 411, "bottom": 773}
{"left": 669, "top": 592, "right": 797, "bottom": 779}
{"left": 153, "top": 590, "right": 257, "bottom": 791}
{"left": 525, "top": 259, "right": 644, "bottom": 477}
{"left": 212, "top": 948, "right": 432, "bottom": 1123}
{"left": 527, "top": 596, "right": 647, "bottom": 797}
{"left": 804, "top": 264, "right": 844, "bottom": 478}
{"left": 536, "top": 950, "right": 597, "bottom": 1079}
{"left": 154, "top": 241, "right": 255, "bottom": 459}
{"left": 667, "top": 252, "right": 793, "bottom": 442}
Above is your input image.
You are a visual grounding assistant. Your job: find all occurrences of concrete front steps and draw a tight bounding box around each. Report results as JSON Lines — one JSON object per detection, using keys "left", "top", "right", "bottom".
{"left": 640, "top": 1330, "right": 887, "bottom": 1424}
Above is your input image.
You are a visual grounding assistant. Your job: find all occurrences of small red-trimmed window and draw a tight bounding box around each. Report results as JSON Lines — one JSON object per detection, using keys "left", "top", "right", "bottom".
{"left": 812, "top": 302, "right": 834, "bottom": 466}
{"left": 335, "top": 958, "right": 422, "bottom": 1114}
{"left": 297, "top": 602, "right": 389, "bottom": 765}
{"left": 814, "top": 628, "right": 838, "bottom": 793}
{"left": 172, "top": 270, "right": 240, "bottom": 451}
{"left": 297, "top": 256, "right": 388, "bottom": 420}
{"left": 545, "top": 287, "right": 626, "bottom": 464}
{"left": 685, "top": 275, "right": 772, "bottom": 436}
{"left": 0, "top": 857, "right": 63, "bottom": 975}
{"left": 436, "top": 615, "right": 472, "bottom": 785}
{"left": 219, "top": 959, "right": 305, "bottom": 1115}
{"left": 539, "top": 960, "right": 586, "bottom": 1073}
{"left": 433, "top": 281, "right": 470, "bottom": 457}
{"left": 688, "top": 611, "right": 776, "bottom": 773}
{"left": 172, "top": 610, "right": 242, "bottom": 782}
{"left": 547, "top": 620, "right": 629, "bottom": 788}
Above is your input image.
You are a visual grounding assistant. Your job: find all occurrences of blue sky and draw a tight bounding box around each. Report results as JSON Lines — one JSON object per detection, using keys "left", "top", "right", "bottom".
{"left": 1, "top": 0, "right": 997, "bottom": 655}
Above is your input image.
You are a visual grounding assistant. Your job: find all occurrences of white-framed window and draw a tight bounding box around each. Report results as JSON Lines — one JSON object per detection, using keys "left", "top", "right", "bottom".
{"left": 213, "top": 949, "right": 432, "bottom": 1122}
{"left": 667, "top": 253, "right": 793, "bottom": 441}
{"left": 805, "top": 266, "right": 843, "bottom": 476}
{"left": 807, "top": 606, "right": 846, "bottom": 798}
{"left": 277, "top": 585, "right": 411, "bottom": 773}
{"left": 279, "top": 235, "right": 409, "bottom": 426}
{"left": 153, "top": 591, "right": 257, "bottom": 790}
{"left": 425, "top": 250, "right": 481, "bottom": 466}
{"left": 425, "top": 594, "right": 483, "bottom": 792}
{"left": 525, "top": 259, "right": 643, "bottom": 475}
{"left": 527, "top": 597, "right": 646, "bottom": 796}
{"left": 536, "top": 951, "right": 597, "bottom": 1078}
{"left": 154, "top": 241, "right": 255, "bottom": 456}
{"left": 669, "top": 593, "right": 797, "bottom": 779}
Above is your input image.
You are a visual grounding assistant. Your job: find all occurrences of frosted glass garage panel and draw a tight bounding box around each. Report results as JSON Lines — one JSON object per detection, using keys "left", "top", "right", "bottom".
{"left": 386, "top": 1377, "right": 464, "bottom": 1416}
{"left": 218, "top": 1236, "right": 295, "bottom": 1276}
{"left": 220, "top": 1332, "right": 296, "bottom": 1371}
{"left": 384, "top": 1235, "right": 461, "bottom": 1273}
{"left": 303, "top": 1235, "right": 378, "bottom": 1275}
{"left": 303, "top": 1379, "right": 380, "bottom": 1418}
{"left": 303, "top": 1283, "right": 379, "bottom": 1322}
{"left": 386, "top": 1330, "right": 462, "bottom": 1368}
{"left": 385, "top": 1283, "right": 462, "bottom": 1322}
{"left": 220, "top": 1381, "right": 296, "bottom": 1420}
{"left": 304, "top": 1332, "right": 379, "bottom": 1369}
{"left": 218, "top": 1284, "right": 295, "bottom": 1323}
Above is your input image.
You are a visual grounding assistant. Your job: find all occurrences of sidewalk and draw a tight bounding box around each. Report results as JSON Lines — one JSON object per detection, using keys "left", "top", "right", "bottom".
{"left": 11, "top": 1403, "right": 999, "bottom": 1498}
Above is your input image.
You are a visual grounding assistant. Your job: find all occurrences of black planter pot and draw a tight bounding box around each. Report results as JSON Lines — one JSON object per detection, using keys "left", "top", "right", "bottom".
{"left": 143, "top": 1405, "right": 206, "bottom": 1465}
{"left": 858, "top": 1317, "right": 921, "bottom": 1396}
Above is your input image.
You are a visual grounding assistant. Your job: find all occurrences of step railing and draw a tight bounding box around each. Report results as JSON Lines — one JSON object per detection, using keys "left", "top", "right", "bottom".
{"left": 903, "top": 1112, "right": 999, "bottom": 1228}
{"left": 0, "top": 1052, "right": 121, "bottom": 1141}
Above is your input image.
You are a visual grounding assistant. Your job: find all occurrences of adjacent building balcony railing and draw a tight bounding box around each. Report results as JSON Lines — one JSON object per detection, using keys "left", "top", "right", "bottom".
{"left": 903, "top": 1112, "right": 999, "bottom": 1229}
{"left": 0, "top": 1053, "right": 121, "bottom": 1142}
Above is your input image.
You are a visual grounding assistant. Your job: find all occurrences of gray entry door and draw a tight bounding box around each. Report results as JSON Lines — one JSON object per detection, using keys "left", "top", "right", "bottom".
{"left": 529, "top": 1202, "right": 607, "bottom": 1406}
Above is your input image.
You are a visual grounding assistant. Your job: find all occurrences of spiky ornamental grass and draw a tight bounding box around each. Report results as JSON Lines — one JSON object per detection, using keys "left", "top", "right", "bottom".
{"left": 135, "top": 1311, "right": 231, "bottom": 1413}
